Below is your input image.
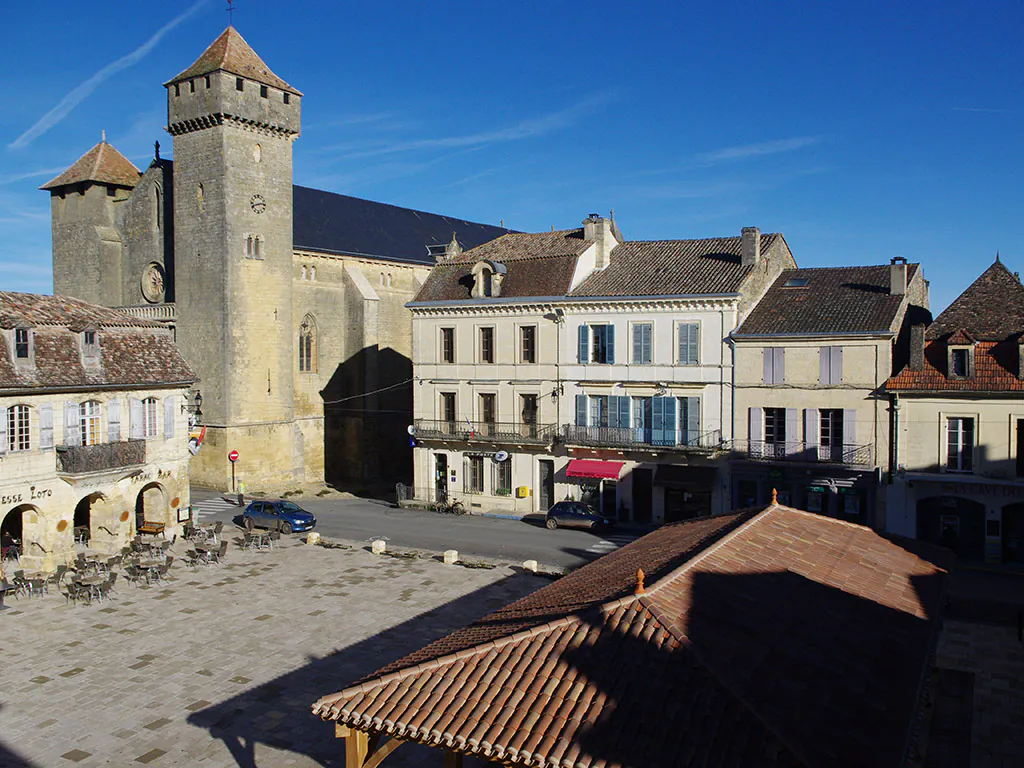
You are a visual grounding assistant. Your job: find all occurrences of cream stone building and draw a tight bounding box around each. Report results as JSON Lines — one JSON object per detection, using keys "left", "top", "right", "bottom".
{"left": 729, "top": 259, "right": 929, "bottom": 528}
{"left": 886, "top": 259, "right": 1024, "bottom": 563}
{"left": 0, "top": 293, "right": 195, "bottom": 574}
{"left": 42, "top": 27, "right": 509, "bottom": 491}
{"left": 409, "top": 218, "right": 795, "bottom": 522}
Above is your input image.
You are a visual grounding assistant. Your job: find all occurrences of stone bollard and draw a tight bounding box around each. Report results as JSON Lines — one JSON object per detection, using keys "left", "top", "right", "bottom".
{"left": 306, "top": 532, "right": 321, "bottom": 546}
{"left": 371, "top": 539, "right": 387, "bottom": 555}
{"left": 443, "top": 549, "right": 459, "bottom": 565}
{"left": 522, "top": 559, "right": 538, "bottom": 573}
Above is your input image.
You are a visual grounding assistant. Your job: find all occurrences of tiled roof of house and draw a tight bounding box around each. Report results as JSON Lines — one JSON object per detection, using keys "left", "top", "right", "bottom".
{"left": 40, "top": 141, "right": 141, "bottom": 191}
{"left": 0, "top": 292, "right": 195, "bottom": 391}
{"left": 313, "top": 506, "right": 950, "bottom": 768}
{"left": 925, "top": 260, "right": 1024, "bottom": 341}
{"left": 736, "top": 265, "right": 920, "bottom": 335}
{"left": 887, "top": 340, "right": 1023, "bottom": 392}
{"left": 294, "top": 185, "right": 513, "bottom": 266}
{"left": 571, "top": 233, "right": 782, "bottom": 297}
{"left": 412, "top": 230, "right": 589, "bottom": 302}
{"left": 166, "top": 26, "right": 302, "bottom": 95}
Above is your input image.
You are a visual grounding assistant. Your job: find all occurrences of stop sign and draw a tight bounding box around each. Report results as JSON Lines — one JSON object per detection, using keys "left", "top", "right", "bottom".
{"left": 228, "top": 450, "right": 239, "bottom": 462}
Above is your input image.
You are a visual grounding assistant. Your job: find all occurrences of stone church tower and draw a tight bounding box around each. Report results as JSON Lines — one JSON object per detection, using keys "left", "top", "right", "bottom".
{"left": 163, "top": 27, "right": 306, "bottom": 489}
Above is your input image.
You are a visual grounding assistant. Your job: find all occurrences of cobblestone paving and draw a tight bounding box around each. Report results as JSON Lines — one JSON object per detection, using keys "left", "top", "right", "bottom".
{"left": 935, "top": 619, "right": 1024, "bottom": 768}
{"left": 0, "top": 537, "right": 546, "bottom": 767}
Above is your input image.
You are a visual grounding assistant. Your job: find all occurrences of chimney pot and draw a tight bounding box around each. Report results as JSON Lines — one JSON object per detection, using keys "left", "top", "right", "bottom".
{"left": 910, "top": 323, "right": 926, "bottom": 371}
{"left": 741, "top": 227, "right": 761, "bottom": 266}
{"left": 890, "top": 257, "right": 908, "bottom": 296}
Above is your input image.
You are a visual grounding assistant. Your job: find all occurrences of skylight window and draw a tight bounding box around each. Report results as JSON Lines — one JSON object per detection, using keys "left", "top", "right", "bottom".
{"left": 783, "top": 277, "right": 809, "bottom": 288}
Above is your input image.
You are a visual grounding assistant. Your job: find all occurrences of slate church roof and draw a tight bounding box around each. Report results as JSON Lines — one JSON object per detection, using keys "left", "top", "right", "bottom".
{"left": 40, "top": 141, "right": 142, "bottom": 191}
{"left": 166, "top": 26, "right": 301, "bottom": 95}
{"left": 923, "top": 260, "right": 1024, "bottom": 342}
{"left": 736, "top": 265, "right": 921, "bottom": 336}
{"left": 313, "top": 504, "right": 949, "bottom": 768}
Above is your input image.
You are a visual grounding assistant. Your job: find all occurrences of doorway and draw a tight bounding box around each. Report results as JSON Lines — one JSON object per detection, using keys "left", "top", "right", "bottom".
{"left": 135, "top": 484, "right": 165, "bottom": 531}
{"left": 538, "top": 459, "right": 554, "bottom": 511}
{"left": 1, "top": 507, "right": 24, "bottom": 562}
{"left": 601, "top": 480, "right": 617, "bottom": 519}
{"left": 1003, "top": 503, "right": 1024, "bottom": 564}
{"left": 74, "top": 494, "right": 101, "bottom": 544}
{"left": 633, "top": 468, "right": 653, "bottom": 523}
{"left": 916, "top": 496, "right": 986, "bottom": 560}
{"left": 434, "top": 453, "right": 448, "bottom": 503}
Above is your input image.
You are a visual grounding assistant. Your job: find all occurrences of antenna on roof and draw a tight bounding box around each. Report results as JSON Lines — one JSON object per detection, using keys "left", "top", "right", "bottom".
{"left": 227, "top": 0, "right": 235, "bottom": 25}
{"left": 996, "top": 251, "right": 1001, "bottom": 263}
{"left": 500, "top": 219, "right": 504, "bottom": 228}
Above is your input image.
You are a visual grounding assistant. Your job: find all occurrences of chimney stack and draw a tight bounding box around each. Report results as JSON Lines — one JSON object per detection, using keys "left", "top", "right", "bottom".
{"left": 583, "top": 213, "right": 618, "bottom": 269}
{"left": 910, "top": 323, "right": 926, "bottom": 371}
{"left": 890, "top": 257, "right": 908, "bottom": 296}
{"left": 741, "top": 227, "right": 761, "bottom": 266}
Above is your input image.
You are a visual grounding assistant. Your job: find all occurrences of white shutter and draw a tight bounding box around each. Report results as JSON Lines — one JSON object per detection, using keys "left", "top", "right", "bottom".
{"left": 164, "top": 397, "right": 175, "bottom": 439}
{"left": 65, "top": 401, "right": 81, "bottom": 446}
{"left": 775, "top": 348, "right": 786, "bottom": 385}
{"left": 785, "top": 408, "right": 800, "bottom": 456}
{"left": 130, "top": 398, "right": 143, "bottom": 440}
{"left": 0, "top": 407, "right": 7, "bottom": 455}
{"left": 749, "top": 407, "right": 763, "bottom": 455}
{"left": 819, "top": 348, "right": 830, "bottom": 385}
{"left": 833, "top": 347, "right": 843, "bottom": 384}
{"left": 804, "top": 408, "right": 820, "bottom": 460}
{"left": 107, "top": 399, "right": 121, "bottom": 442}
{"left": 763, "top": 349, "right": 773, "bottom": 384}
{"left": 843, "top": 409, "right": 857, "bottom": 459}
{"left": 39, "top": 403, "right": 53, "bottom": 449}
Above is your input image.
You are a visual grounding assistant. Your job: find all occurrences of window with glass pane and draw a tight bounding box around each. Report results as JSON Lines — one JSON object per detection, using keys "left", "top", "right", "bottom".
{"left": 480, "top": 327, "right": 495, "bottom": 363}
{"left": 520, "top": 326, "right": 536, "bottom": 363}
{"left": 494, "top": 459, "right": 512, "bottom": 495}
{"left": 947, "top": 417, "right": 974, "bottom": 472}
{"left": 15, "top": 328, "right": 29, "bottom": 359}
{"left": 590, "top": 395, "right": 610, "bottom": 428}
{"left": 633, "top": 397, "right": 652, "bottom": 442}
{"left": 591, "top": 325, "right": 612, "bottom": 363}
{"left": 8, "top": 404, "right": 30, "bottom": 451}
{"left": 440, "top": 328, "right": 455, "bottom": 363}
{"left": 141, "top": 398, "right": 158, "bottom": 438}
{"left": 678, "top": 323, "right": 699, "bottom": 365}
{"left": 820, "top": 409, "right": 844, "bottom": 461}
{"left": 440, "top": 392, "right": 456, "bottom": 423}
{"left": 951, "top": 349, "right": 969, "bottom": 377}
{"left": 479, "top": 394, "right": 496, "bottom": 433}
{"left": 520, "top": 394, "right": 538, "bottom": 437}
{"left": 632, "top": 323, "right": 652, "bottom": 364}
{"left": 765, "top": 408, "right": 786, "bottom": 455}
{"left": 80, "top": 401, "right": 101, "bottom": 446}
{"left": 468, "top": 456, "right": 484, "bottom": 493}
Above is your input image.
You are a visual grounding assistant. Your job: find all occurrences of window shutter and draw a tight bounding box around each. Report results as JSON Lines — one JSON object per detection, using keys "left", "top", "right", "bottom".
{"left": 65, "top": 401, "right": 81, "bottom": 446}
{"left": 651, "top": 397, "right": 665, "bottom": 445}
{"left": 107, "top": 399, "right": 121, "bottom": 443}
{"left": 164, "top": 397, "right": 175, "bottom": 439}
{"left": 39, "top": 403, "right": 53, "bottom": 449}
{"left": 749, "top": 407, "right": 763, "bottom": 453}
{"left": 687, "top": 324, "right": 699, "bottom": 365}
{"left": 775, "top": 348, "right": 786, "bottom": 385}
{"left": 607, "top": 397, "right": 620, "bottom": 429}
{"left": 575, "top": 395, "right": 587, "bottom": 427}
{"left": 804, "top": 408, "right": 820, "bottom": 460}
{"left": 0, "top": 407, "right": 6, "bottom": 455}
{"left": 833, "top": 347, "right": 843, "bottom": 384}
{"left": 763, "top": 349, "right": 773, "bottom": 384}
{"left": 663, "top": 397, "right": 677, "bottom": 445}
{"left": 632, "top": 325, "right": 642, "bottom": 364}
{"left": 618, "top": 396, "right": 631, "bottom": 430}
{"left": 578, "top": 325, "right": 589, "bottom": 364}
{"left": 130, "top": 398, "right": 143, "bottom": 440}
{"left": 785, "top": 408, "right": 799, "bottom": 456}
{"left": 819, "top": 347, "right": 830, "bottom": 385}
{"left": 843, "top": 409, "right": 857, "bottom": 453}
{"left": 643, "top": 324, "right": 652, "bottom": 363}
{"left": 606, "top": 325, "right": 615, "bottom": 364}
{"left": 686, "top": 397, "right": 700, "bottom": 445}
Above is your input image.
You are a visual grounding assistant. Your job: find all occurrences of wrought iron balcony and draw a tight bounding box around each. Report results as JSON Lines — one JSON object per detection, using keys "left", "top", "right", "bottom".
{"left": 56, "top": 440, "right": 147, "bottom": 475}
{"left": 743, "top": 440, "right": 873, "bottom": 467}
{"left": 413, "top": 419, "right": 557, "bottom": 445}
{"left": 561, "top": 425, "right": 725, "bottom": 453}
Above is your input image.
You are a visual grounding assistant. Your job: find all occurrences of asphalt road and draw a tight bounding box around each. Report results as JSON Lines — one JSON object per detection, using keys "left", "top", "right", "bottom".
{"left": 189, "top": 489, "right": 641, "bottom": 569}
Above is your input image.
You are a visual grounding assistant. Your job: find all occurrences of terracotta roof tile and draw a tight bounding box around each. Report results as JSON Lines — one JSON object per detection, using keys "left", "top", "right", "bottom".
{"left": 166, "top": 26, "right": 301, "bottom": 95}
{"left": 40, "top": 141, "right": 141, "bottom": 191}
{"left": 926, "top": 260, "right": 1024, "bottom": 341}
{"left": 887, "top": 339, "right": 1024, "bottom": 392}
{"left": 313, "top": 507, "right": 950, "bottom": 768}
{"left": 737, "top": 265, "right": 920, "bottom": 335}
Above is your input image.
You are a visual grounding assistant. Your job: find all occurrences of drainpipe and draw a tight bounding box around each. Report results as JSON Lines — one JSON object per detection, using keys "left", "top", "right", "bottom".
{"left": 888, "top": 394, "right": 900, "bottom": 484}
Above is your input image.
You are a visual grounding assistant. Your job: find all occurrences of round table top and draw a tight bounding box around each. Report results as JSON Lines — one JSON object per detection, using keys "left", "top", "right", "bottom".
{"left": 75, "top": 574, "right": 105, "bottom": 586}
{"left": 136, "top": 558, "right": 164, "bottom": 569}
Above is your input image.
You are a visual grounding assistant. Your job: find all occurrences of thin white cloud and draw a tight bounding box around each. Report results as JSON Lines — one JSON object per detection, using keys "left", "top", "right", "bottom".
{"left": 330, "top": 92, "right": 616, "bottom": 160}
{"left": 0, "top": 167, "right": 67, "bottom": 185}
{"left": 8, "top": 0, "right": 211, "bottom": 150}
{"left": 694, "top": 136, "right": 821, "bottom": 164}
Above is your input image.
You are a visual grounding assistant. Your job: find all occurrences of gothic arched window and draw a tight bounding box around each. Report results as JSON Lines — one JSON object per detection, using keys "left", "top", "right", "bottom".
{"left": 299, "top": 314, "right": 317, "bottom": 373}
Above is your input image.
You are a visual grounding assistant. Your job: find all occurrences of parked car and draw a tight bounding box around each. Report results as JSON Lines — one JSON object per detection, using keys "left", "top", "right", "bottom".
{"left": 545, "top": 501, "right": 614, "bottom": 531}
{"left": 242, "top": 500, "right": 316, "bottom": 534}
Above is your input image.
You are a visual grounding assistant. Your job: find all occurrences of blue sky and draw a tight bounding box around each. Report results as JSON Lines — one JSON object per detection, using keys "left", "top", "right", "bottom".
{"left": 1, "top": 0, "right": 1022, "bottom": 312}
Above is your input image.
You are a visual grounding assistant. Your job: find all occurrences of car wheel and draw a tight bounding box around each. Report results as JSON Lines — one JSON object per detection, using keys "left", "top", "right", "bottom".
{"left": 281, "top": 522, "right": 293, "bottom": 535}
{"left": 244, "top": 516, "right": 254, "bottom": 532}
{"left": 546, "top": 518, "right": 558, "bottom": 530}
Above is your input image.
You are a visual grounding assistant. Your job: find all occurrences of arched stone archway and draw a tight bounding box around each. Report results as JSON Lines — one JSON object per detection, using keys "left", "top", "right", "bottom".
{"left": 135, "top": 483, "right": 166, "bottom": 531}
{"left": 2, "top": 503, "right": 53, "bottom": 574}
{"left": 73, "top": 492, "right": 106, "bottom": 545}
{"left": 916, "top": 495, "right": 986, "bottom": 560}
{"left": 1, "top": 505, "right": 26, "bottom": 563}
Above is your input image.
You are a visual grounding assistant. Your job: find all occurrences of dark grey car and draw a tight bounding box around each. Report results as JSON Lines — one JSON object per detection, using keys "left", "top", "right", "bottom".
{"left": 545, "top": 501, "right": 613, "bottom": 531}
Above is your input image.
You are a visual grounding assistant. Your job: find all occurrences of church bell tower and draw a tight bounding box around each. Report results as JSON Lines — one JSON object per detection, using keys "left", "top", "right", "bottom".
{"left": 165, "top": 27, "right": 303, "bottom": 489}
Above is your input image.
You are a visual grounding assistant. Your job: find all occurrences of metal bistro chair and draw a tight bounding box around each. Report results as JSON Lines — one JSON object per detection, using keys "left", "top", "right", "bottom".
{"left": 268, "top": 530, "right": 281, "bottom": 551}
{"left": 211, "top": 541, "right": 228, "bottom": 565}
{"left": 45, "top": 565, "right": 70, "bottom": 592}
{"left": 27, "top": 577, "right": 47, "bottom": 598}
{"left": 183, "top": 549, "right": 202, "bottom": 570}
{"left": 99, "top": 572, "right": 118, "bottom": 600}
{"left": 11, "top": 570, "right": 29, "bottom": 598}
{"left": 123, "top": 565, "right": 143, "bottom": 588}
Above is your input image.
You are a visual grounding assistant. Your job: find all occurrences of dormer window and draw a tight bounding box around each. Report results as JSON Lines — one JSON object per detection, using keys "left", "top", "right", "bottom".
{"left": 82, "top": 330, "right": 100, "bottom": 363}
{"left": 470, "top": 260, "right": 507, "bottom": 298}
{"left": 951, "top": 348, "right": 970, "bottom": 377}
{"left": 947, "top": 330, "right": 975, "bottom": 379}
{"left": 15, "top": 328, "right": 30, "bottom": 359}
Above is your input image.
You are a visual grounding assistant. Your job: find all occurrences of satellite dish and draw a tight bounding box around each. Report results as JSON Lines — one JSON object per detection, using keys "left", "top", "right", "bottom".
{"left": 494, "top": 450, "right": 509, "bottom": 462}
{"left": 407, "top": 425, "right": 415, "bottom": 435}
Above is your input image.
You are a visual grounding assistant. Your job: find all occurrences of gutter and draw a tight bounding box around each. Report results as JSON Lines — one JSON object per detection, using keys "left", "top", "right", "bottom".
{"left": 0, "top": 379, "right": 198, "bottom": 396}
{"left": 731, "top": 330, "right": 896, "bottom": 340}
{"left": 407, "top": 293, "right": 741, "bottom": 309}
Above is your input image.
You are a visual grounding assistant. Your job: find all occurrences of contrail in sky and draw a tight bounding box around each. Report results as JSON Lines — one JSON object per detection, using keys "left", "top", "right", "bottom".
{"left": 8, "top": 0, "right": 210, "bottom": 150}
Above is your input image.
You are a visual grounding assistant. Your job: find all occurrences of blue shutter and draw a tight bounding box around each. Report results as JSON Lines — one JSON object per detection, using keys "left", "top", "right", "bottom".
{"left": 618, "top": 396, "right": 631, "bottom": 430}
{"left": 651, "top": 397, "right": 664, "bottom": 445}
{"left": 688, "top": 324, "right": 699, "bottom": 364}
{"left": 606, "top": 325, "right": 615, "bottom": 364}
{"left": 578, "top": 325, "right": 589, "bottom": 364}
{"left": 662, "top": 397, "right": 677, "bottom": 445}
{"left": 632, "top": 325, "right": 642, "bottom": 364}
{"left": 607, "top": 397, "right": 619, "bottom": 429}
{"left": 644, "top": 324, "right": 652, "bottom": 363}
{"left": 686, "top": 397, "right": 700, "bottom": 445}
{"left": 575, "top": 395, "right": 587, "bottom": 426}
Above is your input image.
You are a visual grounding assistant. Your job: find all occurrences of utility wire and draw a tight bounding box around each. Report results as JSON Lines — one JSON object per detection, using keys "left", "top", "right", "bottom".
{"left": 321, "top": 378, "right": 414, "bottom": 405}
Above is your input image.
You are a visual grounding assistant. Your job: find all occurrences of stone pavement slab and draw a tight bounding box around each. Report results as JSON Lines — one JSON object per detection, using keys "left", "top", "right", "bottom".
{"left": 0, "top": 535, "right": 546, "bottom": 767}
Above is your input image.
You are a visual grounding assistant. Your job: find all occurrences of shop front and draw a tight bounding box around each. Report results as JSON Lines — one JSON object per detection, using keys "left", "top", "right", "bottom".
{"left": 654, "top": 465, "right": 716, "bottom": 522}
{"left": 564, "top": 459, "right": 624, "bottom": 518}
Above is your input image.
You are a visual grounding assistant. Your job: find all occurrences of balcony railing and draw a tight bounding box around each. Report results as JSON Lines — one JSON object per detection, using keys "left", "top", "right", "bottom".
{"left": 743, "top": 440, "right": 873, "bottom": 466}
{"left": 561, "top": 425, "right": 725, "bottom": 453}
{"left": 56, "top": 440, "right": 147, "bottom": 475}
{"left": 413, "top": 419, "right": 558, "bottom": 445}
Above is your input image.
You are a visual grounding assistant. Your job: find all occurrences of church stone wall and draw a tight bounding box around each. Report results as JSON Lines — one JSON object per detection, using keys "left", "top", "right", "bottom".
{"left": 116, "top": 162, "right": 174, "bottom": 306}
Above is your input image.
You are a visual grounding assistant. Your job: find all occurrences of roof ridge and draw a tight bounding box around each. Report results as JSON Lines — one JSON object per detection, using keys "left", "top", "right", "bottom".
{"left": 621, "top": 233, "right": 779, "bottom": 246}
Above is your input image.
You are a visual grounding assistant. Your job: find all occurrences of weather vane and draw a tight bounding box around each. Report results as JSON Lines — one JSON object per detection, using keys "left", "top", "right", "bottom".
{"left": 227, "top": 0, "right": 235, "bottom": 25}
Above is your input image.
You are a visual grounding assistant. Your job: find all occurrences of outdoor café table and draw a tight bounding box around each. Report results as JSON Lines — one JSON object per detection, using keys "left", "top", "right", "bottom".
{"left": 136, "top": 557, "right": 164, "bottom": 583}
{"left": 248, "top": 530, "right": 272, "bottom": 551}
{"left": 74, "top": 574, "right": 105, "bottom": 602}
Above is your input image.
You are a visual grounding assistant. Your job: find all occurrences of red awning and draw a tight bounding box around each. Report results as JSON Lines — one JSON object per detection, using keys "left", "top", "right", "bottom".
{"left": 565, "top": 459, "right": 625, "bottom": 480}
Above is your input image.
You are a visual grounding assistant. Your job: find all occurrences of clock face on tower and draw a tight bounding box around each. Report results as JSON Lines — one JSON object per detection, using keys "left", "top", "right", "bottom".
{"left": 250, "top": 194, "right": 266, "bottom": 214}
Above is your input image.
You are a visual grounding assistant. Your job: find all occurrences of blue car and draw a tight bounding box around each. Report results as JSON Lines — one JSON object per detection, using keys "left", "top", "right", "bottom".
{"left": 242, "top": 500, "right": 316, "bottom": 534}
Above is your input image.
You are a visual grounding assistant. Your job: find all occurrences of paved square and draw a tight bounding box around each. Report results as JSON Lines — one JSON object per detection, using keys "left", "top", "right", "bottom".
{"left": 0, "top": 538, "right": 546, "bottom": 767}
